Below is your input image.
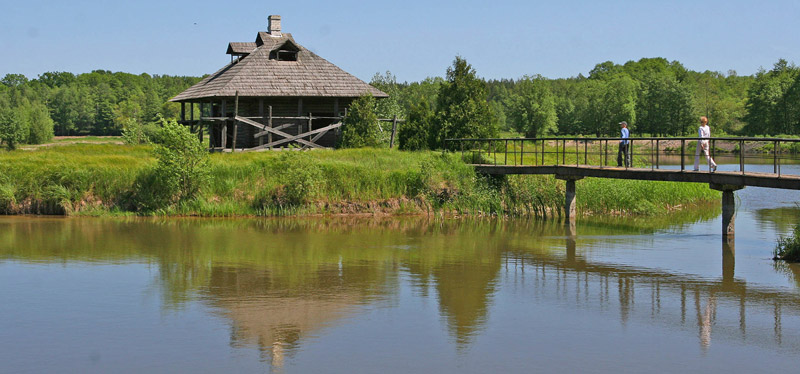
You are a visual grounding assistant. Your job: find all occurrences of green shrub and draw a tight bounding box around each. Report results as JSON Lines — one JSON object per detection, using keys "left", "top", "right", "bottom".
{"left": 130, "top": 118, "right": 208, "bottom": 211}
{"left": 775, "top": 224, "right": 800, "bottom": 262}
{"left": 340, "top": 94, "right": 381, "bottom": 148}
{"left": 122, "top": 118, "right": 150, "bottom": 145}
{"left": 254, "top": 152, "right": 323, "bottom": 210}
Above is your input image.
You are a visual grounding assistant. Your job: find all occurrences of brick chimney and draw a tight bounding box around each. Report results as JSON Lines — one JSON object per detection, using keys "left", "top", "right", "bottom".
{"left": 268, "top": 15, "right": 281, "bottom": 36}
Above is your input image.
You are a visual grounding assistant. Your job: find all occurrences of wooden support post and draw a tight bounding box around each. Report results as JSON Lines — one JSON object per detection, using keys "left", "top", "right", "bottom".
{"left": 180, "top": 102, "right": 186, "bottom": 122}
{"left": 565, "top": 179, "right": 577, "bottom": 221}
{"left": 297, "top": 98, "right": 303, "bottom": 141}
{"left": 258, "top": 99, "right": 264, "bottom": 146}
{"left": 268, "top": 106, "right": 273, "bottom": 150}
{"left": 722, "top": 190, "right": 736, "bottom": 237}
{"left": 209, "top": 122, "right": 214, "bottom": 149}
{"left": 221, "top": 100, "right": 227, "bottom": 149}
{"left": 232, "top": 92, "right": 239, "bottom": 151}
{"left": 308, "top": 112, "right": 313, "bottom": 144}
{"left": 389, "top": 115, "right": 398, "bottom": 149}
{"left": 711, "top": 183, "right": 744, "bottom": 240}
{"left": 208, "top": 102, "right": 214, "bottom": 149}
{"left": 193, "top": 103, "right": 201, "bottom": 142}
{"left": 556, "top": 175, "right": 584, "bottom": 223}
{"left": 334, "top": 98, "right": 339, "bottom": 117}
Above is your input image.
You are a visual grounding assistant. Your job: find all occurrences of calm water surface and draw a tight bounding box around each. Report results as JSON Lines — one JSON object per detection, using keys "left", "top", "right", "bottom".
{"left": 2, "top": 165, "right": 800, "bottom": 373}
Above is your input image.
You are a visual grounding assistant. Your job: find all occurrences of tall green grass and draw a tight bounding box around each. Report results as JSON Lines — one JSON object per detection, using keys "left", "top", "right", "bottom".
{"left": 0, "top": 144, "right": 718, "bottom": 217}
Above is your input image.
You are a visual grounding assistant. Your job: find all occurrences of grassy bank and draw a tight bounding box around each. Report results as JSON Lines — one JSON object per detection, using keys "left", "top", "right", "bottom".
{"left": 0, "top": 144, "right": 718, "bottom": 217}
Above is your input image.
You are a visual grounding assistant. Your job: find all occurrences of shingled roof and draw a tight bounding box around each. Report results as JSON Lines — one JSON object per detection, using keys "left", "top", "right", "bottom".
{"left": 226, "top": 42, "right": 257, "bottom": 55}
{"left": 171, "top": 27, "right": 387, "bottom": 102}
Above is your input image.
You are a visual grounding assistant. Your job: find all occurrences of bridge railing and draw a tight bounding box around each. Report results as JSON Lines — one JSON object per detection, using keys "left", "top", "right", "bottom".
{"left": 444, "top": 137, "right": 800, "bottom": 176}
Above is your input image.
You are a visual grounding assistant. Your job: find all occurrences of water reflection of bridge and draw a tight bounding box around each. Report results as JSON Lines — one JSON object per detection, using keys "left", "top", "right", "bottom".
{"left": 505, "top": 235, "right": 800, "bottom": 352}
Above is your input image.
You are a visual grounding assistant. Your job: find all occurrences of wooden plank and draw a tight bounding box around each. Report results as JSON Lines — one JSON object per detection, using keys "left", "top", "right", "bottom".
{"left": 249, "top": 122, "right": 342, "bottom": 150}
{"left": 254, "top": 122, "right": 296, "bottom": 137}
{"left": 237, "top": 115, "right": 341, "bottom": 120}
{"left": 199, "top": 117, "right": 231, "bottom": 121}
{"left": 302, "top": 122, "right": 341, "bottom": 149}
{"left": 473, "top": 165, "right": 800, "bottom": 190}
{"left": 238, "top": 116, "right": 294, "bottom": 136}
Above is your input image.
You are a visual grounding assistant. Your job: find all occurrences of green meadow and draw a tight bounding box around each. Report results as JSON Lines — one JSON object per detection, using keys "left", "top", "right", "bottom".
{"left": 0, "top": 143, "right": 718, "bottom": 217}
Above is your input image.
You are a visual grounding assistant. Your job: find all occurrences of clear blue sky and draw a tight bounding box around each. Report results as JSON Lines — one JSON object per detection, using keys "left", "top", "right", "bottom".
{"left": 2, "top": 0, "right": 798, "bottom": 82}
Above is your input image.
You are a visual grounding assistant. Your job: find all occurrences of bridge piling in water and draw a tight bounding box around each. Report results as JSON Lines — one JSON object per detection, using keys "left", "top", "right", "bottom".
{"left": 711, "top": 183, "right": 744, "bottom": 239}
{"left": 556, "top": 175, "right": 584, "bottom": 223}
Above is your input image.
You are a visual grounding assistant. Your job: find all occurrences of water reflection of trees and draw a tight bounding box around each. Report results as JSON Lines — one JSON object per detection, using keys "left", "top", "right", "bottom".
{"left": 2, "top": 213, "right": 800, "bottom": 367}
{"left": 754, "top": 207, "right": 800, "bottom": 234}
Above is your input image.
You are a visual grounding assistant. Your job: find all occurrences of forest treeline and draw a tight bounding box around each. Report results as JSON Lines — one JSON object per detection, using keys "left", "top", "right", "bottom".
{"left": 0, "top": 71, "right": 200, "bottom": 148}
{"left": 1, "top": 57, "right": 800, "bottom": 150}
{"left": 373, "top": 57, "right": 800, "bottom": 151}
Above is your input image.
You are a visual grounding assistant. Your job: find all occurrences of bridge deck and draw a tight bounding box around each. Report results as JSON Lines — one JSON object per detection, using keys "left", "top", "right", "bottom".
{"left": 475, "top": 165, "right": 800, "bottom": 190}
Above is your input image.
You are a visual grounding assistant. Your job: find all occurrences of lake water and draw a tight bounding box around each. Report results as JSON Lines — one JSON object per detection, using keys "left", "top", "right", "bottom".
{"left": 2, "top": 164, "right": 800, "bottom": 373}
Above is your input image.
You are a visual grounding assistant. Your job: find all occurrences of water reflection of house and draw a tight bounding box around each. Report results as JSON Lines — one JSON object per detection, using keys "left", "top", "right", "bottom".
{"left": 224, "top": 296, "right": 359, "bottom": 367}
{"left": 202, "top": 266, "right": 392, "bottom": 368}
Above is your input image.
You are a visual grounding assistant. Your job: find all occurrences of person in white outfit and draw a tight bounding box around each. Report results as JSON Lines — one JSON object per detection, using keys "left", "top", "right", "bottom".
{"left": 693, "top": 116, "right": 717, "bottom": 172}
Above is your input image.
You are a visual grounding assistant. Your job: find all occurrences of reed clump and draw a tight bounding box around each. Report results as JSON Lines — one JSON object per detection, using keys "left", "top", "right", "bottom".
{"left": 774, "top": 224, "right": 800, "bottom": 262}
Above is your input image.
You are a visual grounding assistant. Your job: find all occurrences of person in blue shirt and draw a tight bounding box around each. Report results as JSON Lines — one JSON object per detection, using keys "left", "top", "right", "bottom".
{"left": 617, "top": 121, "right": 630, "bottom": 167}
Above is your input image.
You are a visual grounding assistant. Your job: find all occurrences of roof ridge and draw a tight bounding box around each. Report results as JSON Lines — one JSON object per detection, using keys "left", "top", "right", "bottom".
{"left": 171, "top": 32, "right": 387, "bottom": 101}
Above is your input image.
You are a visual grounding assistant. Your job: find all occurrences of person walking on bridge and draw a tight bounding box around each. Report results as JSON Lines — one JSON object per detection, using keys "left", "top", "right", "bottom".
{"left": 693, "top": 116, "right": 717, "bottom": 172}
{"left": 617, "top": 121, "right": 630, "bottom": 167}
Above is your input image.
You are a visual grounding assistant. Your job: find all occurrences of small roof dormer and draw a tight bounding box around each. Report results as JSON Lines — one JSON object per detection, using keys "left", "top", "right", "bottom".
{"left": 226, "top": 42, "right": 257, "bottom": 57}
{"left": 269, "top": 40, "right": 300, "bottom": 61}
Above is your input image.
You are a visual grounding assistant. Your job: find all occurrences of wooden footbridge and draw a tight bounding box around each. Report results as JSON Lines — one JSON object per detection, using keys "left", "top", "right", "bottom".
{"left": 446, "top": 137, "right": 800, "bottom": 240}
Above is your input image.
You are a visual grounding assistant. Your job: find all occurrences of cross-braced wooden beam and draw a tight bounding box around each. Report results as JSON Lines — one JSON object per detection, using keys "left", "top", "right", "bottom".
{"left": 236, "top": 116, "right": 335, "bottom": 149}
{"left": 249, "top": 122, "right": 342, "bottom": 150}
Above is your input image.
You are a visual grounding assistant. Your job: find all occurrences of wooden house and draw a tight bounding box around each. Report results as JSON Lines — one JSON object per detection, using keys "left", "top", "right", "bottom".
{"left": 170, "top": 15, "right": 388, "bottom": 150}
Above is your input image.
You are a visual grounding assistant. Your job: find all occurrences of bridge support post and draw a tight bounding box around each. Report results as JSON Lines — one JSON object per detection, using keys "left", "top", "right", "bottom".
{"left": 556, "top": 175, "right": 584, "bottom": 223}
{"left": 710, "top": 183, "right": 744, "bottom": 240}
